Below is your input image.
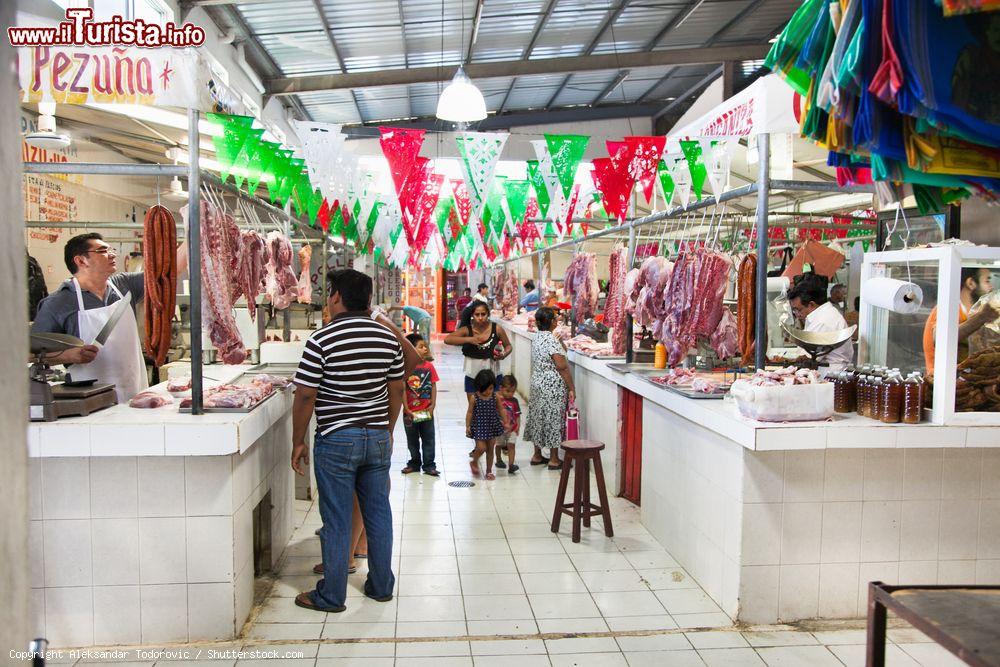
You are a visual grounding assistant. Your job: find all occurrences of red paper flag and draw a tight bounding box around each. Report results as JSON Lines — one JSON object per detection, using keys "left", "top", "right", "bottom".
{"left": 316, "top": 198, "right": 331, "bottom": 232}
{"left": 625, "top": 136, "right": 666, "bottom": 204}
{"left": 450, "top": 178, "right": 472, "bottom": 225}
{"left": 379, "top": 127, "right": 426, "bottom": 195}
{"left": 411, "top": 173, "right": 446, "bottom": 252}
{"left": 591, "top": 157, "right": 630, "bottom": 222}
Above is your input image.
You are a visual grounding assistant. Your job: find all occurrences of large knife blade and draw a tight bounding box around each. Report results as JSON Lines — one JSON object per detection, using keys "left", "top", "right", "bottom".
{"left": 92, "top": 295, "right": 132, "bottom": 346}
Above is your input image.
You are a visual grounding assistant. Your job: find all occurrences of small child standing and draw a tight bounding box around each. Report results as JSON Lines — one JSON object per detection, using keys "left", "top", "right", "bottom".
{"left": 467, "top": 369, "right": 510, "bottom": 481}
{"left": 401, "top": 334, "right": 440, "bottom": 476}
{"left": 494, "top": 375, "right": 522, "bottom": 475}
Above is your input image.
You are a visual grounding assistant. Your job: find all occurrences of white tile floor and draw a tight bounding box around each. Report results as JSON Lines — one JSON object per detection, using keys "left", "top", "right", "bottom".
{"left": 55, "top": 345, "right": 959, "bottom": 665}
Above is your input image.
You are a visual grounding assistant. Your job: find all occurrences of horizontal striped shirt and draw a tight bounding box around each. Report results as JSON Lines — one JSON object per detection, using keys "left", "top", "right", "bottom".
{"left": 294, "top": 312, "right": 405, "bottom": 436}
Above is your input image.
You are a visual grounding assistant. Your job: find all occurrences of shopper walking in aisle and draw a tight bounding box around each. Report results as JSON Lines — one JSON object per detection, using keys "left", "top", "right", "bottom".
{"left": 400, "top": 333, "right": 440, "bottom": 476}
{"left": 494, "top": 375, "right": 522, "bottom": 474}
{"left": 467, "top": 369, "right": 510, "bottom": 480}
{"left": 290, "top": 269, "right": 419, "bottom": 614}
{"left": 455, "top": 287, "right": 473, "bottom": 322}
{"left": 524, "top": 307, "right": 576, "bottom": 470}
{"left": 444, "top": 300, "right": 512, "bottom": 411}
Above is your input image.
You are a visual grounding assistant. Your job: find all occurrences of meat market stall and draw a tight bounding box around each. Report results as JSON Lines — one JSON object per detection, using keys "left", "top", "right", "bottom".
{"left": 493, "top": 75, "right": 1000, "bottom": 626}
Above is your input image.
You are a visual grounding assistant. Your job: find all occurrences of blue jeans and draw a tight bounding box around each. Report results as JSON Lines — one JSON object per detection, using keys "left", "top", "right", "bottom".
{"left": 312, "top": 427, "right": 395, "bottom": 609}
{"left": 404, "top": 417, "right": 436, "bottom": 471}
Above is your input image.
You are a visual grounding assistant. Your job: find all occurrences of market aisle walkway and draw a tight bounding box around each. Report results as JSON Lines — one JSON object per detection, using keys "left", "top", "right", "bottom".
{"left": 231, "top": 344, "right": 959, "bottom": 667}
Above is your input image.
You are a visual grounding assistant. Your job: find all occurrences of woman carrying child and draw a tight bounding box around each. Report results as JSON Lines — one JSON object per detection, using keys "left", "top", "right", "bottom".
{"left": 467, "top": 369, "right": 510, "bottom": 480}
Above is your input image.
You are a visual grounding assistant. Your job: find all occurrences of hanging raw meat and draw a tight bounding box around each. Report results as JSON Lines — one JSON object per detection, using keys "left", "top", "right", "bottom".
{"left": 200, "top": 201, "right": 247, "bottom": 365}
{"left": 297, "top": 244, "right": 313, "bottom": 304}
{"left": 631, "top": 256, "right": 673, "bottom": 336}
{"left": 265, "top": 231, "right": 299, "bottom": 310}
{"left": 235, "top": 230, "right": 269, "bottom": 321}
{"left": 142, "top": 205, "right": 177, "bottom": 367}
{"left": 502, "top": 271, "right": 519, "bottom": 319}
{"left": 660, "top": 248, "right": 732, "bottom": 366}
{"left": 564, "top": 252, "right": 598, "bottom": 323}
{"left": 603, "top": 245, "right": 629, "bottom": 355}
{"left": 710, "top": 308, "right": 739, "bottom": 360}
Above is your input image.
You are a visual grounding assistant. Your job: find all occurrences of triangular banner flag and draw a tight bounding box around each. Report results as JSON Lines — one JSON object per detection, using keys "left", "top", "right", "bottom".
{"left": 679, "top": 140, "right": 708, "bottom": 202}
{"left": 379, "top": 127, "right": 426, "bottom": 195}
{"left": 504, "top": 179, "right": 531, "bottom": 227}
{"left": 667, "top": 154, "right": 693, "bottom": 209}
{"left": 544, "top": 134, "right": 589, "bottom": 199}
{"left": 657, "top": 160, "right": 676, "bottom": 208}
{"left": 526, "top": 160, "right": 550, "bottom": 218}
{"left": 456, "top": 131, "right": 509, "bottom": 226}
{"left": 625, "top": 136, "right": 666, "bottom": 204}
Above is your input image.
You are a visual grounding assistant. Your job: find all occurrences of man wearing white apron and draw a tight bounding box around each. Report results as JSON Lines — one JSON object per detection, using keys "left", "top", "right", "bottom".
{"left": 32, "top": 232, "right": 187, "bottom": 403}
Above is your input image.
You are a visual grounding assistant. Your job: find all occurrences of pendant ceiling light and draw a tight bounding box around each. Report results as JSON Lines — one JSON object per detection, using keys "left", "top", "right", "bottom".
{"left": 436, "top": 66, "right": 487, "bottom": 122}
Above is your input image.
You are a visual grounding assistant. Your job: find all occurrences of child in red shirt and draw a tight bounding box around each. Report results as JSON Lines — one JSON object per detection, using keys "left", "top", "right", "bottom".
{"left": 494, "top": 375, "right": 522, "bottom": 474}
{"left": 401, "top": 334, "right": 440, "bottom": 476}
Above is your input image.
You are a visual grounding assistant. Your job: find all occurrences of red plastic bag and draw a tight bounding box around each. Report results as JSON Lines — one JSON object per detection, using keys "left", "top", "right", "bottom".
{"left": 565, "top": 399, "right": 580, "bottom": 441}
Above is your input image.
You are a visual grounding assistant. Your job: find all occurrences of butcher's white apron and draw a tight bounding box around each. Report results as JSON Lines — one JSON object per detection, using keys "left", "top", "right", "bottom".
{"left": 72, "top": 278, "right": 148, "bottom": 403}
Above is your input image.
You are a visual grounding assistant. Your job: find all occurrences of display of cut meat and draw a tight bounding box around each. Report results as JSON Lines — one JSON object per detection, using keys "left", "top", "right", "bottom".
{"left": 166, "top": 377, "right": 192, "bottom": 393}
{"left": 235, "top": 230, "right": 269, "bottom": 321}
{"left": 142, "top": 205, "right": 178, "bottom": 367}
{"left": 296, "top": 244, "right": 313, "bottom": 304}
{"left": 710, "top": 308, "right": 739, "bottom": 360}
{"left": 564, "top": 252, "right": 598, "bottom": 323}
{"left": 744, "top": 366, "right": 824, "bottom": 387}
{"left": 200, "top": 201, "right": 247, "bottom": 365}
{"left": 265, "top": 231, "right": 299, "bottom": 310}
{"left": 179, "top": 382, "right": 275, "bottom": 409}
{"left": 129, "top": 390, "right": 173, "bottom": 408}
{"left": 251, "top": 373, "right": 292, "bottom": 389}
{"left": 632, "top": 256, "right": 673, "bottom": 332}
{"left": 565, "top": 334, "right": 613, "bottom": 356}
{"left": 660, "top": 248, "right": 732, "bottom": 366}
{"left": 623, "top": 268, "right": 641, "bottom": 315}
{"left": 494, "top": 270, "right": 519, "bottom": 320}
{"left": 603, "top": 246, "right": 629, "bottom": 355}
{"left": 649, "top": 368, "right": 721, "bottom": 393}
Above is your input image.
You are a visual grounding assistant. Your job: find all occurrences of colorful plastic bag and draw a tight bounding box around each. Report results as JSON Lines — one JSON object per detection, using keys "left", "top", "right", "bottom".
{"left": 565, "top": 399, "right": 580, "bottom": 441}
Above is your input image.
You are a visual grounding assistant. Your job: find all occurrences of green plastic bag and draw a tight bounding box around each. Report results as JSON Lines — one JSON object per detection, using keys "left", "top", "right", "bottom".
{"left": 764, "top": 0, "right": 828, "bottom": 96}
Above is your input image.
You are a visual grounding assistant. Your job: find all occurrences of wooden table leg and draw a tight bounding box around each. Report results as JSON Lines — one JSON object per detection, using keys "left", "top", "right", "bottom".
{"left": 593, "top": 452, "right": 614, "bottom": 538}
{"left": 551, "top": 454, "right": 571, "bottom": 534}
{"left": 582, "top": 457, "right": 591, "bottom": 528}
{"left": 572, "top": 456, "right": 584, "bottom": 543}
{"left": 865, "top": 581, "right": 887, "bottom": 667}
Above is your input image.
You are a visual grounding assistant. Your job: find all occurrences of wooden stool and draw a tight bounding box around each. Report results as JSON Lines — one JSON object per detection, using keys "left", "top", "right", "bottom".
{"left": 551, "top": 439, "right": 614, "bottom": 543}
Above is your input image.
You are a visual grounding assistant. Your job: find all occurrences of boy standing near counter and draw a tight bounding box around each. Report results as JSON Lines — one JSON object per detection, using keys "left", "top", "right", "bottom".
{"left": 401, "top": 333, "right": 440, "bottom": 476}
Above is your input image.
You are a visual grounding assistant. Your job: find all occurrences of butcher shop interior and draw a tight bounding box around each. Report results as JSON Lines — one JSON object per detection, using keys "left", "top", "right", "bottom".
{"left": 4, "top": 0, "right": 1000, "bottom": 665}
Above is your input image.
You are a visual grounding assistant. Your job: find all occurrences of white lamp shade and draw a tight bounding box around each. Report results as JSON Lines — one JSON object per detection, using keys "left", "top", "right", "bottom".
{"left": 436, "top": 67, "right": 487, "bottom": 122}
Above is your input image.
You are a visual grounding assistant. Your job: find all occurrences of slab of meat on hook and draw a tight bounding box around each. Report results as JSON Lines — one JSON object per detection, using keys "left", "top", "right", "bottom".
{"left": 200, "top": 201, "right": 247, "bottom": 365}
{"left": 265, "top": 231, "right": 299, "bottom": 310}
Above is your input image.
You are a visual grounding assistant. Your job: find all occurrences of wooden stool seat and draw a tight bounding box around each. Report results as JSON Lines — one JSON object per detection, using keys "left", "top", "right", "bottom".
{"left": 551, "top": 440, "right": 614, "bottom": 543}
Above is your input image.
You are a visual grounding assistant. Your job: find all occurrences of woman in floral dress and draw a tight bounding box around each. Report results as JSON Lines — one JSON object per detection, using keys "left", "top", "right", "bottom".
{"left": 524, "top": 307, "right": 576, "bottom": 469}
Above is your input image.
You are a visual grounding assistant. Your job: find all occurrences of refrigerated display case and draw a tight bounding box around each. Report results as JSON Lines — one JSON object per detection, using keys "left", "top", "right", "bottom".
{"left": 443, "top": 271, "right": 469, "bottom": 332}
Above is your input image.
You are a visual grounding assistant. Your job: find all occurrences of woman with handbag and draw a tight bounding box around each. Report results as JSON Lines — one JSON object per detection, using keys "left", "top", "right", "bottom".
{"left": 524, "top": 307, "right": 577, "bottom": 470}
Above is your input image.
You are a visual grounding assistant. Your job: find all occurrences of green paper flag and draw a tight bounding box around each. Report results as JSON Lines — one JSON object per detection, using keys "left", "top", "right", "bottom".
{"left": 657, "top": 159, "right": 675, "bottom": 205}
{"left": 679, "top": 140, "right": 708, "bottom": 202}
{"left": 544, "top": 134, "right": 589, "bottom": 199}
{"left": 307, "top": 188, "right": 324, "bottom": 225}
{"left": 434, "top": 197, "right": 455, "bottom": 237}
{"left": 504, "top": 180, "right": 530, "bottom": 225}
{"left": 526, "top": 160, "right": 550, "bottom": 217}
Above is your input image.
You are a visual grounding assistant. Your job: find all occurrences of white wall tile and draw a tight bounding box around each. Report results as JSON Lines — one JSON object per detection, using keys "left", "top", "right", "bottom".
{"left": 45, "top": 586, "right": 94, "bottom": 648}
{"left": 783, "top": 451, "right": 825, "bottom": 503}
{"left": 778, "top": 564, "right": 819, "bottom": 622}
{"left": 898, "top": 426, "right": 966, "bottom": 448}
{"left": 967, "top": 426, "right": 1000, "bottom": 447}
{"left": 780, "top": 503, "right": 822, "bottom": 565}
{"left": 185, "top": 456, "right": 233, "bottom": 516}
{"left": 42, "top": 457, "right": 90, "bottom": 519}
{"left": 43, "top": 519, "right": 91, "bottom": 587}
{"left": 898, "top": 561, "right": 937, "bottom": 584}
{"left": 976, "top": 559, "right": 1000, "bottom": 584}
{"left": 743, "top": 451, "right": 784, "bottom": 504}
{"left": 983, "top": 450, "right": 1000, "bottom": 499}
{"left": 140, "top": 583, "right": 188, "bottom": 643}
{"left": 938, "top": 560, "right": 977, "bottom": 585}
{"left": 92, "top": 518, "right": 140, "bottom": 585}
{"left": 899, "top": 500, "right": 940, "bottom": 562}
{"left": 139, "top": 517, "right": 187, "bottom": 584}
{"left": 138, "top": 456, "right": 185, "bottom": 517}
{"left": 818, "top": 562, "right": 859, "bottom": 619}
{"left": 941, "top": 450, "right": 983, "bottom": 500}
{"left": 738, "top": 565, "right": 778, "bottom": 625}
{"left": 740, "top": 504, "right": 782, "bottom": 566}
{"left": 863, "top": 450, "right": 903, "bottom": 501}
{"left": 187, "top": 516, "right": 234, "bottom": 583}
{"left": 823, "top": 450, "right": 864, "bottom": 502}
{"left": 234, "top": 500, "right": 253, "bottom": 577}
{"left": 188, "top": 582, "right": 236, "bottom": 641}
{"left": 980, "top": 500, "right": 1000, "bottom": 560}
{"left": 234, "top": 560, "right": 254, "bottom": 634}
{"left": 90, "top": 457, "right": 138, "bottom": 518}
{"left": 29, "top": 521, "right": 44, "bottom": 588}
{"left": 857, "top": 562, "right": 898, "bottom": 613}
{"left": 27, "top": 425, "right": 41, "bottom": 457}
{"left": 30, "top": 588, "right": 44, "bottom": 638}
{"left": 39, "top": 424, "right": 90, "bottom": 457}
{"left": 93, "top": 585, "right": 141, "bottom": 645}
{"left": 901, "top": 449, "right": 943, "bottom": 501}
{"left": 861, "top": 501, "right": 901, "bottom": 563}
{"left": 165, "top": 423, "right": 238, "bottom": 456}
{"left": 29, "top": 458, "right": 42, "bottom": 520}
{"left": 91, "top": 424, "right": 165, "bottom": 456}
{"left": 939, "top": 500, "right": 980, "bottom": 560}
{"left": 820, "top": 502, "right": 862, "bottom": 563}
{"left": 828, "top": 426, "right": 896, "bottom": 449}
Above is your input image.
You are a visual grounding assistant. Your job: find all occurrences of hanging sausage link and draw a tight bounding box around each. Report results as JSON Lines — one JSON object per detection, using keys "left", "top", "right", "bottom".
{"left": 143, "top": 205, "right": 178, "bottom": 367}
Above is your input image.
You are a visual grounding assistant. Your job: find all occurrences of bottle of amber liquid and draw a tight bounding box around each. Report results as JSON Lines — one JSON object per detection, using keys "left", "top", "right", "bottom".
{"left": 869, "top": 375, "right": 884, "bottom": 420}
{"left": 843, "top": 365, "right": 858, "bottom": 412}
{"left": 834, "top": 371, "right": 851, "bottom": 413}
{"left": 881, "top": 371, "right": 904, "bottom": 423}
{"left": 857, "top": 375, "right": 871, "bottom": 417}
{"left": 653, "top": 342, "right": 667, "bottom": 369}
{"left": 902, "top": 372, "right": 923, "bottom": 424}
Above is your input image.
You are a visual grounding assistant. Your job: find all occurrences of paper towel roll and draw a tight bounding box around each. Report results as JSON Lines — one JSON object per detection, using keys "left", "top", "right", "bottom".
{"left": 767, "top": 276, "right": 790, "bottom": 293}
{"left": 861, "top": 277, "right": 923, "bottom": 314}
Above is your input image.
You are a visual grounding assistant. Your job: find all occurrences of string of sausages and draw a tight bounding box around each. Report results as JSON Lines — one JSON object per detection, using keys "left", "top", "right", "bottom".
{"left": 143, "top": 205, "right": 177, "bottom": 367}
{"left": 737, "top": 253, "right": 757, "bottom": 366}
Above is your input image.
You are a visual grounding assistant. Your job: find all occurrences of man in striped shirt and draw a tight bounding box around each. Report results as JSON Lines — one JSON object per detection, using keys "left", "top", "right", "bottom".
{"left": 291, "top": 269, "right": 418, "bottom": 613}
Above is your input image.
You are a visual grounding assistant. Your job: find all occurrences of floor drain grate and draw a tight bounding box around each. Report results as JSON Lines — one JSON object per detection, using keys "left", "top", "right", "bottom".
{"left": 449, "top": 480, "right": 475, "bottom": 488}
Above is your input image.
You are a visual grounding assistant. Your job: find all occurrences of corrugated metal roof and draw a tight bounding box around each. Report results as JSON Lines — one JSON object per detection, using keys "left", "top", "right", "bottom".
{"left": 232, "top": 0, "right": 795, "bottom": 124}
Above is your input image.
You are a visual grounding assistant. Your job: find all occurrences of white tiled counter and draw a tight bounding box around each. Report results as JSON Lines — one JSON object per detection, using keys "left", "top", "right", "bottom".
{"left": 27, "top": 366, "right": 297, "bottom": 647}
{"left": 497, "top": 320, "right": 1000, "bottom": 625}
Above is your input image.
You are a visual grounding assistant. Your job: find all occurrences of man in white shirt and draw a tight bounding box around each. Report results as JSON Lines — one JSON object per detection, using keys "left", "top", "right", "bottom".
{"left": 788, "top": 278, "right": 855, "bottom": 374}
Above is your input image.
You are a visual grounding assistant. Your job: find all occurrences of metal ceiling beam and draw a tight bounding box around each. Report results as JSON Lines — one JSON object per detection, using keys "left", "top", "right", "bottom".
{"left": 705, "top": 0, "right": 769, "bottom": 47}
{"left": 310, "top": 0, "right": 367, "bottom": 124}
{"left": 268, "top": 43, "right": 768, "bottom": 95}
{"left": 465, "top": 0, "right": 485, "bottom": 64}
{"left": 651, "top": 65, "right": 722, "bottom": 119}
{"left": 643, "top": 0, "right": 708, "bottom": 50}
{"left": 497, "top": 0, "right": 561, "bottom": 115}
{"left": 396, "top": 0, "right": 413, "bottom": 119}
{"left": 592, "top": 70, "right": 630, "bottom": 106}
{"left": 545, "top": 0, "right": 633, "bottom": 110}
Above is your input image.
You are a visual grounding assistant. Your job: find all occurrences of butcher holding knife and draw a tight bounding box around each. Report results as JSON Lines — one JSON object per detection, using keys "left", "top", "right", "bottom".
{"left": 31, "top": 232, "right": 187, "bottom": 403}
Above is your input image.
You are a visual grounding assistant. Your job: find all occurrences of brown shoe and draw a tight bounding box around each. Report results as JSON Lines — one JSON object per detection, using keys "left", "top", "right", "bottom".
{"left": 313, "top": 563, "right": 357, "bottom": 575}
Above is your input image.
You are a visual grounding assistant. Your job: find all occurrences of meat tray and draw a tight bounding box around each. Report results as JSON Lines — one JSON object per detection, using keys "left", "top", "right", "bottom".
{"left": 638, "top": 374, "right": 730, "bottom": 400}
{"left": 177, "top": 388, "right": 281, "bottom": 413}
